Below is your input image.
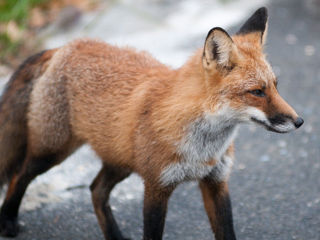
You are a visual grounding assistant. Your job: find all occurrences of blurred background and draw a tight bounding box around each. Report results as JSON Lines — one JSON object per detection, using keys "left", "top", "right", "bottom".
{"left": 0, "top": 0, "right": 319, "bottom": 239}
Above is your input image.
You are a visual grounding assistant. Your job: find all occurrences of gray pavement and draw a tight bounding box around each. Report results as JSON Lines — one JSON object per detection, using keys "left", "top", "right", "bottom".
{"left": 0, "top": 0, "right": 319, "bottom": 239}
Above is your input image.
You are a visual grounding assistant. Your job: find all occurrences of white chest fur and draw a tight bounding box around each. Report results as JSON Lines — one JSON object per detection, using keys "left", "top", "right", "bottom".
{"left": 160, "top": 110, "right": 238, "bottom": 186}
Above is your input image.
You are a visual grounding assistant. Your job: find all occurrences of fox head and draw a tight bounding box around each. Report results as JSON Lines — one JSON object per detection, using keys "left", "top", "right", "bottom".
{"left": 202, "top": 7, "right": 303, "bottom": 133}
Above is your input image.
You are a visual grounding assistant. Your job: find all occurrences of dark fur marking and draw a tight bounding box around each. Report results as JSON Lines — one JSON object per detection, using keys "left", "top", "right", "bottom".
{"left": 90, "top": 165, "right": 131, "bottom": 240}
{"left": 0, "top": 50, "right": 51, "bottom": 187}
{"left": 0, "top": 216, "right": 18, "bottom": 237}
{"left": 0, "top": 152, "right": 63, "bottom": 237}
{"left": 199, "top": 180, "right": 236, "bottom": 240}
{"left": 0, "top": 50, "right": 47, "bottom": 108}
{"left": 268, "top": 114, "right": 293, "bottom": 125}
{"left": 143, "top": 184, "right": 174, "bottom": 240}
{"left": 143, "top": 203, "right": 167, "bottom": 240}
{"left": 212, "top": 41, "right": 220, "bottom": 61}
{"left": 237, "top": 7, "right": 268, "bottom": 37}
{"left": 1, "top": 153, "right": 60, "bottom": 215}
{"left": 223, "top": 63, "right": 235, "bottom": 72}
{"left": 251, "top": 117, "right": 288, "bottom": 134}
{"left": 213, "top": 193, "right": 236, "bottom": 240}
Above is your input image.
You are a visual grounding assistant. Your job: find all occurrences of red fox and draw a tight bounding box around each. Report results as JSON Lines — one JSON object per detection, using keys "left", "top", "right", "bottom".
{"left": 0, "top": 7, "right": 303, "bottom": 240}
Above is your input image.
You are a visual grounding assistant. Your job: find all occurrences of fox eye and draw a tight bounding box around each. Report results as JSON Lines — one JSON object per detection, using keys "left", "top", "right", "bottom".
{"left": 249, "top": 89, "right": 265, "bottom": 97}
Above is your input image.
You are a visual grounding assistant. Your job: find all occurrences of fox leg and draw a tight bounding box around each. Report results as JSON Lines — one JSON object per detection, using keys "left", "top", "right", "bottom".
{"left": 199, "top": 179, "right": 236, "bottom": 240}
{"left": 0, "top": 152, "right": 69, "bottom": 237}
{"left": 90, "top": 164, "right": 131, "bottom": 240}
{"left": 143, "top": 182, "right": 175, "bottom": 240}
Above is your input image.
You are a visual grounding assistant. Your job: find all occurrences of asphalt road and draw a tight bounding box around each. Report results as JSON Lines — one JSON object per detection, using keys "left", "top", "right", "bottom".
{"left": 0, "top": 0, "right": 319, "bottom": 239}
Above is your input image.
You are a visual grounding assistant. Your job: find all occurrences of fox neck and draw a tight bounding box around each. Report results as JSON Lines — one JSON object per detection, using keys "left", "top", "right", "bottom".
{"left": 153, "top": 50, "right": 239, "bottom": 159}
{"left": 178, "top": 107, "right": 239, "bottom": 163}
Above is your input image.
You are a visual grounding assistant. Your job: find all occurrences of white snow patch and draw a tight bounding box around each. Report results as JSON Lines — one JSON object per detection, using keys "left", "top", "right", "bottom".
{"left": 45, "top": 0, "right": 268, "bottom": 67}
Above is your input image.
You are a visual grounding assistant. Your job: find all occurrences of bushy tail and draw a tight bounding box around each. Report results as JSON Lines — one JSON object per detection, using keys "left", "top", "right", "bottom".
{"left": 0, "top": 49, "right": 56, "bottom": 187}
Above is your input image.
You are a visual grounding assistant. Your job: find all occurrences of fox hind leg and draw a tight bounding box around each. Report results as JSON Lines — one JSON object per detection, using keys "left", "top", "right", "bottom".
{"left": 0, "top": 142, "right": 80, "bottom": 237}
{"left": 90, "top": 164, "right": 131, "bottom": 240}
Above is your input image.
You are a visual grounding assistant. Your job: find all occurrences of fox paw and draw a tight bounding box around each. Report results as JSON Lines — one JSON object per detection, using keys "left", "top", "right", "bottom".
{"left": 0, "top": 217, "right": 19, "bottom": 238}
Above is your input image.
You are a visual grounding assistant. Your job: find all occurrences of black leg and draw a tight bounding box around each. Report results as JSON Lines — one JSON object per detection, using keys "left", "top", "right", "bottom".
{"left": 90, "top": 164, "right": 131, "bottom": 240}
{"left": 199, "top": 179, "right": 236, "bottom": 240}
{"left": 0, "top": 153, "right": 65, "bottom": 237}
{"left": 143, "top": 182, "right": 175, "bottom": 240}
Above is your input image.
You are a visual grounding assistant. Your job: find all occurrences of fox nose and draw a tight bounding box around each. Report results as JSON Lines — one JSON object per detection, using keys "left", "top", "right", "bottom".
{"left": 294, "top": 117, "right": 304, "bottom": 128}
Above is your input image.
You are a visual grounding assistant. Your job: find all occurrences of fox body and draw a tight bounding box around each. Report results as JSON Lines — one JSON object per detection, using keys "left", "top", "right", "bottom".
{"left": 0, "top": 7, "right": 303, "bottom": 240}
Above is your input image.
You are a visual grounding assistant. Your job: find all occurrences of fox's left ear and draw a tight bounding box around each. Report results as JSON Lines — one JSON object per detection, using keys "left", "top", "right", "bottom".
{"left": 237, "top": 7, "right": 268, "bottom": 45}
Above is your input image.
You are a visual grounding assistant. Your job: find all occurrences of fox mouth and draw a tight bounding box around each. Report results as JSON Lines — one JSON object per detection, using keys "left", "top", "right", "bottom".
{"left": 251, "top": 117, "right": 291, "bottom": 133}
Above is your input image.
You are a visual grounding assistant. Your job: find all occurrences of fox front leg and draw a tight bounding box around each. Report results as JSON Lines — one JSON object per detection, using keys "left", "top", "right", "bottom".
{"left": 143, "top": 181, "right": 175, "bottom": 240}
{"left": 199, "top": 179, "right": 236, "bottom": 240}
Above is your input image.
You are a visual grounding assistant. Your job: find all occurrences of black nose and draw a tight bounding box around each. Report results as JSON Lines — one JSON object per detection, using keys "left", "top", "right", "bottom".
{"left": 294, "top": 117, "right": 304, "bottom": 128}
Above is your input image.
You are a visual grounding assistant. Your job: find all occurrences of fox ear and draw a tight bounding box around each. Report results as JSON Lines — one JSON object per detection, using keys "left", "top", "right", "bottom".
{"left": 202, "top": 27, "right": 237, "bottom": 71}
{"left": 237, "top": 7, "right": 268, "bottom": 45}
